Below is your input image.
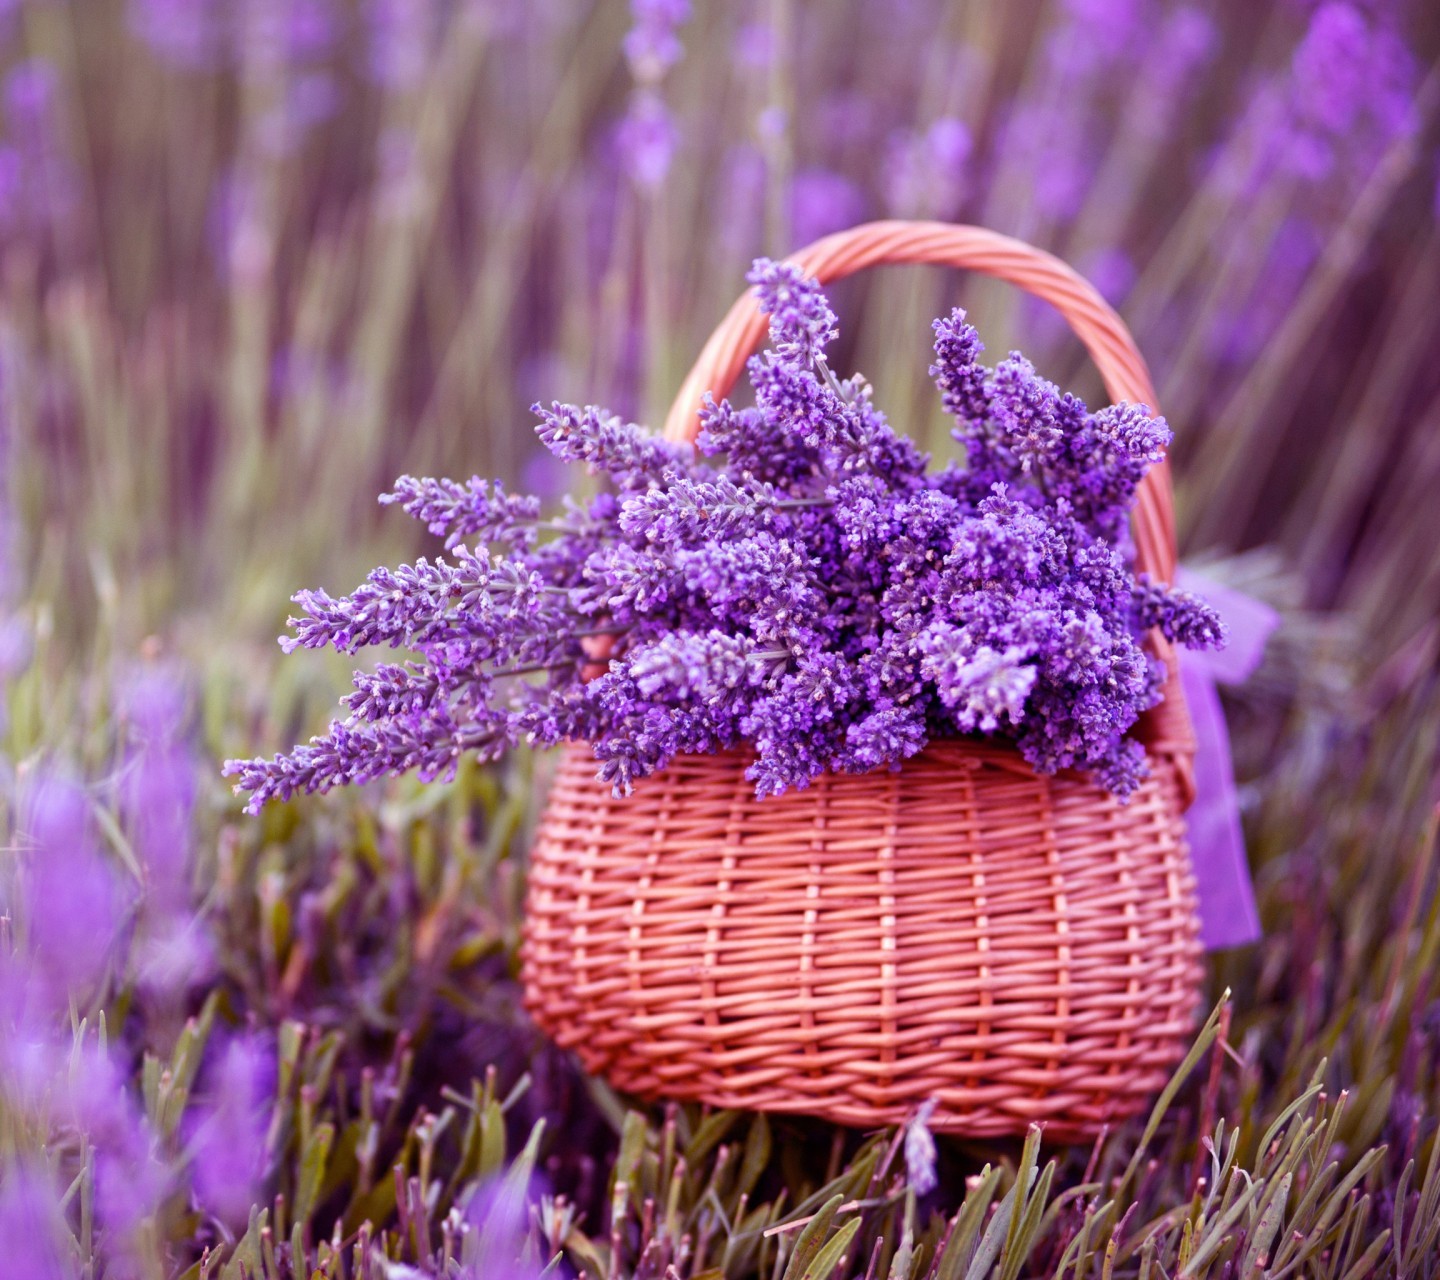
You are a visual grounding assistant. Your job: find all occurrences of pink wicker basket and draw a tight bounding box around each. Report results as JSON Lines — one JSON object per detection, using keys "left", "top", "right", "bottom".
{"left": 521, "top": 221, "right": 1203, "bottom": 1139}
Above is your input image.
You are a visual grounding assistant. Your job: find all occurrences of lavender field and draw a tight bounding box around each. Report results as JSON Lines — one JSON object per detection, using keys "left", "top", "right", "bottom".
{"left": 3, "top": 1, "right": 1440, "bottom": 1276}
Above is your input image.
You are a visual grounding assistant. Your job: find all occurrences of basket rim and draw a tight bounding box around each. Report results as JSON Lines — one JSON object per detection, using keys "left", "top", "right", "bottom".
{"left": 552, "top": 731, "right": 1186, "bottom": 798}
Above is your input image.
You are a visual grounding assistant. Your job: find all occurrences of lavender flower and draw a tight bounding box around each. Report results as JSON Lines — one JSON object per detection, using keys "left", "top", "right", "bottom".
{"left": 282, "top": 551, "right": 555, "bottom": 660}
{"left": 1284, "top": 3, "right": 1415, "bottom": 177}
{"left": 225, "top": 700, "right": 517, "bottom": 810}
{"left": 616, "top": 0, "right": 689, "bottom": 191}
{"left": 50, "top": 1045, "right": 170, "bottom": 1257}
{"left": 364, "top": 0, "right": 435, "bottom": 90}
{"left": 533, "top": 402, "right": 694, "bottom": 486}
{"left": 383, "top": 475, "right": 543, "bottom": 550}
{"left": 117, "top": 668, "right": 216, "bottom": 994}
{"left": 4, "top": 61, "right": 62, "bottom": 127}
{"left": 1133, "top": 577, "right": 1230, "bottom": 648}
{"left": 15, "top": 772, "right": 128, "bottom": 1012}
{"left": 920, "top": 634, "right": 1037, "bottom": 733}
{"left": 460, "top": 1169, "right": 549, "bottom": 1280}
{"left": 627, "top": 631, "right": 760, "bottom": 702}
{"left": 883, "top": 118, "right": 972, "bottom": 219}
{"left": 788, "top": 168, "right": 868, "bottom": 248}
{"left": 904, "top": 1099, "right": 939, "bottom": 1196}
{"left": 0, "top": 1164, "right": 78, "bottom": 1280}
{"left": 617, "top": 474, "right": 790, "bottom": 543}
{"left": 623, "top": 0, "right": 690, "bottom": 84}
{"left": 0, "top": 59, "right": 79, "bottom": 236}
{"left": 242, "top": 0, "right": 339, "bottom": 75}
{"left": 130, "top": 0, "right": 338, "bottom": 75}
{"left": 129, "top": 0, "right": 236, "bottom": 68}
{"left": 230, "top": 264, "right": 1223, "bottom": 810}
{"left": 187, "top": 1035, "right": 274, "bottom": 1225}
{"left": 840, "top": 701, "right": 927, "bottom": 774}
{"left": 616, "top": 89, "right": 679, "bottom": 192}
{"left": 747, "top": 259, "right": 838, "bottom": 366}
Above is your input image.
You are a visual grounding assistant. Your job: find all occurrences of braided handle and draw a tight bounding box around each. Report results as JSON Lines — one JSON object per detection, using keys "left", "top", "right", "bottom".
{"left": 663, "top": 219, "right": 1177, "bottom": 586}
{"left": 663, "top": 220, "right": 1195, "bottom": 801}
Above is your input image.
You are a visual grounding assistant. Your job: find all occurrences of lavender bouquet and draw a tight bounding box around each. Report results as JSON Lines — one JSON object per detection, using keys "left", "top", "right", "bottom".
{"left": 227, "top": 262, "right": 1223, "bottom": 812}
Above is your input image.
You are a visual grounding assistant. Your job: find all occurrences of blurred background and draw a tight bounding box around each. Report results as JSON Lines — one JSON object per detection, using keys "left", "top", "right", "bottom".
{"left": 3, "top": 0, "right": 1438, "bottom": 677}
{"left": 2, "top": 1, "right": 1440, "bottom": 1274}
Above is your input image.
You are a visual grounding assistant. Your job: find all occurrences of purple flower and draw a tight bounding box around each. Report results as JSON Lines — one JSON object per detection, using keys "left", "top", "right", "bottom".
{"left": 281, "top": 550, "right": 556, "bottom": 658}
{"left": 225, "top": 708, "right": 515, "bottom": 812}
{"left": 119, "top": 663, "right": 188, "bottom": 740}
{"left": 1149, "top": 6, "right": 1218, "bottom": 101}
{"left": 904, "top": 1099, "right": 939, "bottom": 1195}
{"left": 383, "top": 475, "right": 543, "bottom": 550}
{"left": 533, "top": 401, "right": 694, "bottom": 485}
{"left": 129, "top": 0, "right": 337, "bottom": 74}
{"left": 122, "top": 735, "right": 202, "bottom": 936}
{"left": 187, "top": 1035, "right": 274, "bottom": 1225}
{"left": 883, "top": 118, "right": 972, "bottom": 219}
{"left": 1007, "top": 100, "right": 1094, "bottom": 225}
{"left": 615, "top": 89, "right": 679, "bottom": 192}
{"left": 748, "top": 258, "right": 838, "bottom": 366}
{"left": 248, "top": 0, "right": 337, "bottom": 70}
{"left": 788, "top": 168, "right": 868, "bottom": 248}
{"left": 364, "top": 0, "right": 435, "bottom": 90}
{"left": 623, "top": 0, "right": 690, "bottom": 83}
{"left": 733, "top": 21, "right": 775, "bottom": 70}
{"left": 14, "top": 772, "right": 128, "bottom": 1013}
{"left": 0, "top": 145, "right": 22, "bottom": 227}
{"left": 0, "top": 1041, "right": 165, "bottom": 1264}
{"left": 1207, "top": 217, "right": 1320, "bottom": 364}
{"left": 1291, "top": 4, "right": 1403, "bottom": 138}
{"left": 1054, "top": 0, "right": 1145, "bottom": 69}
{"left": 128, "top": 0, "right": 228, "bottom": 68}
{"left": 921, "top": 634, "right": 1037, "bottom": 733}
{"left": 615, "top": 0, "right": 688, "bottom": 191}
{"left": 255, "top": 73, "right": 341, "bottom": 157}
{"left": 4, "top": 60, "right": 61, "bottom": 127}
{"left": 841, "top": 701, "right": 927, "bottom": 774}
{"left": 233, "top": 270, "right": 1223, "bottom": 809}
{"left": 617, "top": 474, "right": 788, "bottom": 543}
{"left": 119, "top": 706, "right": 193, "bottom": 865}
{"left": 713, "top": 144, "right": 768, "bottom": 254}
{"left": 459, "top": 1169, "right": 547, "bottom": 1280}
{"left": 0, "top": 1164, "right": 78, "bottom": 1280}
{"left": 58, "top": 1046, "right": 169, "bottom": 1249}
{"left": 0, "top": 59, "right": 79, "bottom": 232}
{"left": 627, "top": 631, "right": 760, "bottom": 702}
{"left": 1132, "top": 578, "right": 1229, "bottom": 648}
{"left": 115, "top": 667, "right": 217, "bottom": 991}
{"left": 1228, "top": 3, "right": 1419, "bottom": 184}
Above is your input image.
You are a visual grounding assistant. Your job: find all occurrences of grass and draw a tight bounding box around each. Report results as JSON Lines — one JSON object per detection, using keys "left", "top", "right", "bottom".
{"left": 3, "top": 617, "right": 1436, "bottom": 1276}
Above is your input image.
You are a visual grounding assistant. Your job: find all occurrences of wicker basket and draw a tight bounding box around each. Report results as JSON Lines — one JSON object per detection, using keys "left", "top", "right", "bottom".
{"left": 521, "top": 221, "right": 1204, "bottom": 1139}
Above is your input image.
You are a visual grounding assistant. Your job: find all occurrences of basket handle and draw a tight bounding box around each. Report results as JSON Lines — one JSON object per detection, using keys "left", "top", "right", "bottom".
{"left": 662, "top": 220, "right": 1195, "bottom": 801}
{"left": 662, "top": 219, "right": 1177, "bottom": 587}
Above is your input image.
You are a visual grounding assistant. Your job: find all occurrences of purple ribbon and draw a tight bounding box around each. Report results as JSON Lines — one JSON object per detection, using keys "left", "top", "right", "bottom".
{"left": 1175, "top": 567, "right": 1277, "bottom": 951}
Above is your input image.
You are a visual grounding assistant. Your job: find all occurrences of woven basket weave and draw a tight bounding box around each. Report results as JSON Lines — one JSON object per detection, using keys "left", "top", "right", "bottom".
{"left": 522, "top": 221, "right": 1204, "bottom": 1139}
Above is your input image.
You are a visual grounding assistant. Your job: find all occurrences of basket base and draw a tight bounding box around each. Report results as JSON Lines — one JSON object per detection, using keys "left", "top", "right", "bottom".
{"left": 523, "top": 741, "right": 1204, "bottom": 1140}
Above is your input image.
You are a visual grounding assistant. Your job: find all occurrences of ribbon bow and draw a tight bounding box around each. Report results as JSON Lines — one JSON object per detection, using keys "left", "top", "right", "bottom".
{"left": 1176, "top": 567, "right": 1277, "bottom": 952}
